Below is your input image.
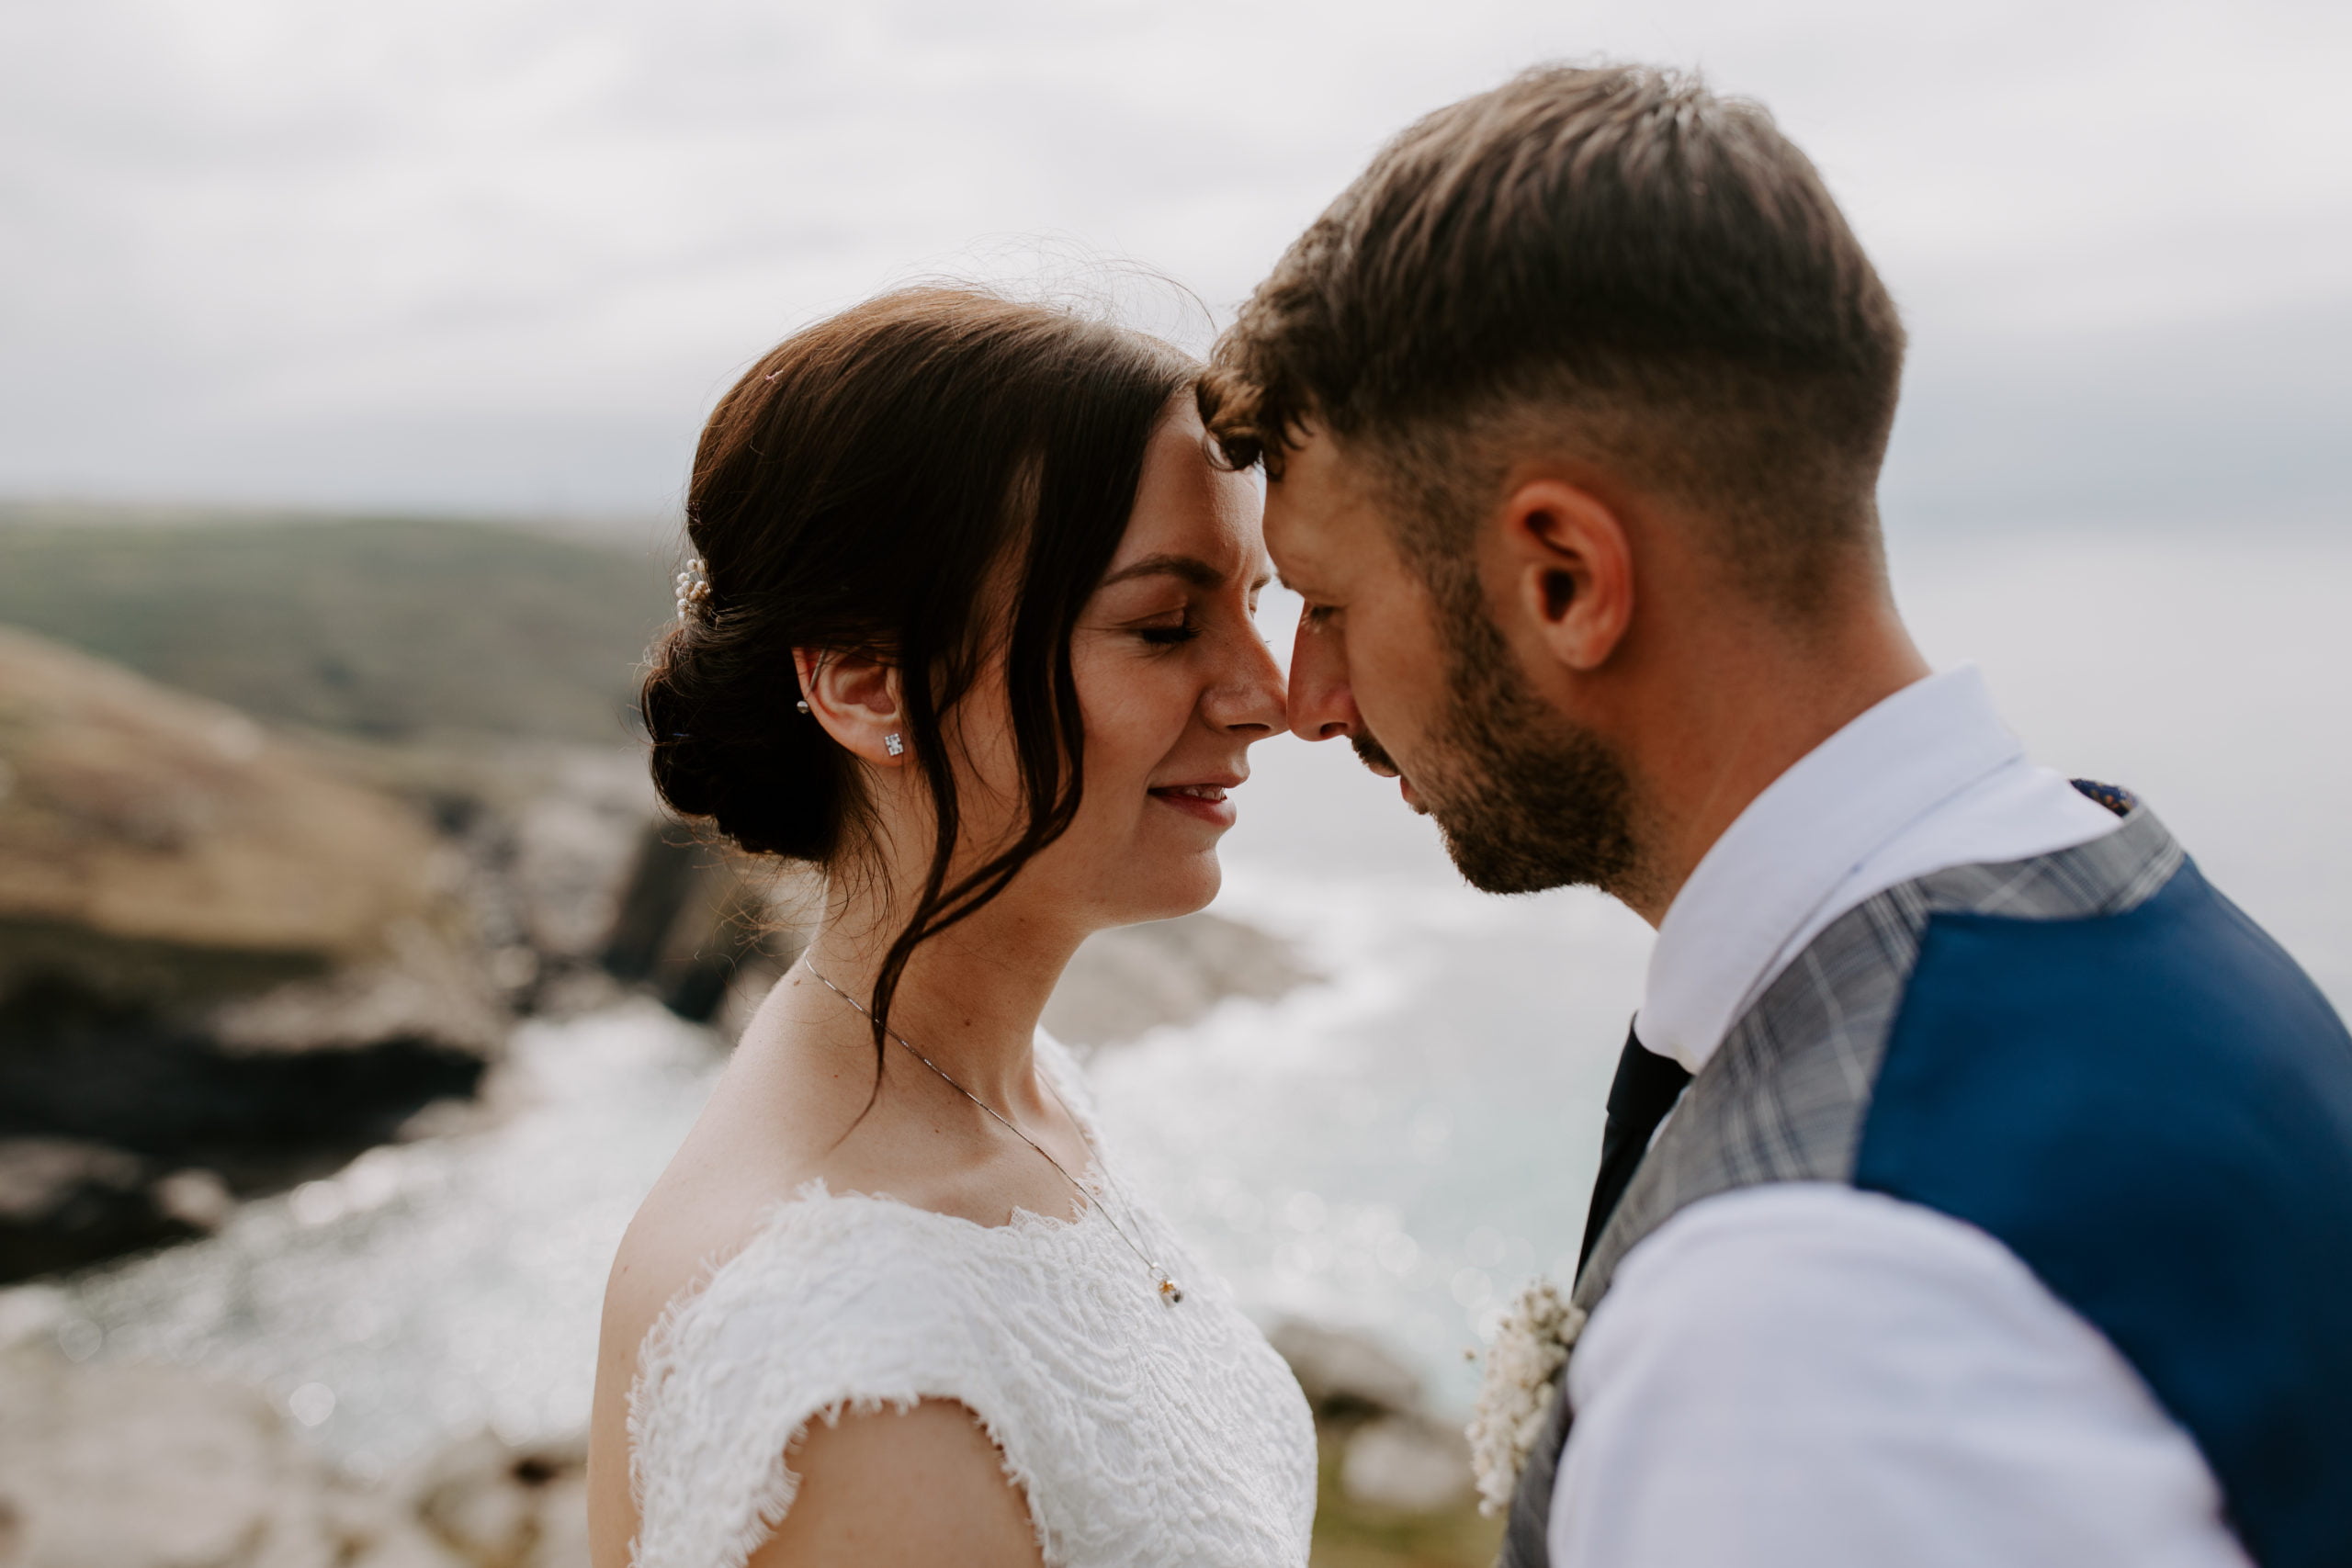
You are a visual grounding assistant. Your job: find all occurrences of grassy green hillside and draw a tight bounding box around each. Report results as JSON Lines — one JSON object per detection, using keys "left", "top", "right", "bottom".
{"left": 0, "top": 506, "right": 672, "bottom": 742}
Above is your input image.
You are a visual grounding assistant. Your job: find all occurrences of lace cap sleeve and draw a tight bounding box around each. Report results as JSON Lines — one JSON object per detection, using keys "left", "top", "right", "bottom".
{"left": 627, "top": 1187, "right": 1049, "bottom": 1568}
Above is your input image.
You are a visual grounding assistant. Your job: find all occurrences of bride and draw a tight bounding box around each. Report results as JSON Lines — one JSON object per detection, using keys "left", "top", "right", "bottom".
{"left": 584, "top": 288, "right": 1317, "bottom": 1568}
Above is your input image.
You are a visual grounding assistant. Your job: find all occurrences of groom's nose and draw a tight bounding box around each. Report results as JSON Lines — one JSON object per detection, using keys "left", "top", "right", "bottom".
{"left": 1286, "top": 612, "right": 1359, "bottom": 742}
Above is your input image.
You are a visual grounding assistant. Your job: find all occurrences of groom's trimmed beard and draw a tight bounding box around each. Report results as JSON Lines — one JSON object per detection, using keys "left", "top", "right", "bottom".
{"left": 1391, "top": 592, "right": 1643, "bottom": 897}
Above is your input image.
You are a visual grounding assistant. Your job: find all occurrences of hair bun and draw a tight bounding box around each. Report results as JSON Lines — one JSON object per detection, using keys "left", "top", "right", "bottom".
{"left": 641, "top": 619, "right": 842, "bottom": 862}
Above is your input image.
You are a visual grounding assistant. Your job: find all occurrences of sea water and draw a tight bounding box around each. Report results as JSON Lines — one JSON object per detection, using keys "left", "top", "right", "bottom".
{"left": 28, "top": 523, "right": 2352, "bottom": 1472}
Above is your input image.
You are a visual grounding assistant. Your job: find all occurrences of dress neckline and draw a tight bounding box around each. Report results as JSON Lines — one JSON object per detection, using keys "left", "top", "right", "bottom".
{"left": 757, "top": 1174, "right": 1110, "bottom": 1244}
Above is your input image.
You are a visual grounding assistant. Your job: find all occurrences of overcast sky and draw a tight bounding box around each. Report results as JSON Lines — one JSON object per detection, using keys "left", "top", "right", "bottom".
{"left": 3, "top": 0, "right": 2345, "bottom": 532}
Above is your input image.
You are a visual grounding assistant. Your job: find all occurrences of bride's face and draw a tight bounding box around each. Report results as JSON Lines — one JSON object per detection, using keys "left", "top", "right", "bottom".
{"left": 954, "top": 401, "right": 1286, "bottom": 931}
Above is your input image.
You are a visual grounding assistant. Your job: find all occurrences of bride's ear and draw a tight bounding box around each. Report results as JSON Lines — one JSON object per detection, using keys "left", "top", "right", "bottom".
{"left": 794, "top": 648, "right": 910, "bottom": 766}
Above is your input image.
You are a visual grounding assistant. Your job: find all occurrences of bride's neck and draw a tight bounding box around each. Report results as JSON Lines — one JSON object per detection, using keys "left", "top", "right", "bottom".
{"left": 797, "top": 887, "right": 1083, "bottom": 1108}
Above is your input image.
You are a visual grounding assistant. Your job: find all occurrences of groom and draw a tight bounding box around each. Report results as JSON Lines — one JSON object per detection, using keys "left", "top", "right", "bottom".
{"left": 1204, "top": 64, "right": 2352, "bottom": 1568}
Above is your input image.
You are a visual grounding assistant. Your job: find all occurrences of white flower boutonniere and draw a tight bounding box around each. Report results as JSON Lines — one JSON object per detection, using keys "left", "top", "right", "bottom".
{"left": 1464, "top": 1278, "right": 1588, "bottom": 1516}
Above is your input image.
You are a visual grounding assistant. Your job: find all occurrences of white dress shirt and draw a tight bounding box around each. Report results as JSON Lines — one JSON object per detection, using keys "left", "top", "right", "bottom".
{"left": 1551, "top": 667, "right": 2252, "bottom": 1568}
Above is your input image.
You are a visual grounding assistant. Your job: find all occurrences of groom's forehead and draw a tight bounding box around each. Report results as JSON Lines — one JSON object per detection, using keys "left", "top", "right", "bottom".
{"left": 1260, "top": 480, "right": 1334, "bottom": 578}
{"left": 1265, "top": 434, "right": 1386, "bottom": 571}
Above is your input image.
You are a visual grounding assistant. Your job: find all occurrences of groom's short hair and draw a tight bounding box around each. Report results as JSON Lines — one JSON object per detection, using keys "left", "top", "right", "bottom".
{"left": 1201, "top": 63, "right": 1906, "bottom": 617}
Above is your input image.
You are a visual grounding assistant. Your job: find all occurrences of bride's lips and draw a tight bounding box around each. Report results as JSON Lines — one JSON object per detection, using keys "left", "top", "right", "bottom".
{"left": 1149, "top": 779, "right": 1239, "bottom": 827}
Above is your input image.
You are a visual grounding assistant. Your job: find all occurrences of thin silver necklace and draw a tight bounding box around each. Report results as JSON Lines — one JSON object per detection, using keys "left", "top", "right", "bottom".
{"left": 804, "top": 965, "right": 1184, "bottom": 1309}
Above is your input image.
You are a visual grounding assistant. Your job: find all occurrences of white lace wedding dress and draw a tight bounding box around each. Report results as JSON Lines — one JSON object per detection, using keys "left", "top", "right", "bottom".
{"left": 627, "top": 1034, "right": 1318, "bottom": 1568}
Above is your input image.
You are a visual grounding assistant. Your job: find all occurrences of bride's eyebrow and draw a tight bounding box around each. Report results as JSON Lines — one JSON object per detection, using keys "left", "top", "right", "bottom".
{"left": 1097, "top": 553, "right": 1224, "bottom": 590}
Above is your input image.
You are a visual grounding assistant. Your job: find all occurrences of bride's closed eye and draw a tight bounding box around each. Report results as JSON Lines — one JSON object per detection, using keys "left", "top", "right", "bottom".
{"left": 1133, "top": 615, "right": 1201, "bottom": 648}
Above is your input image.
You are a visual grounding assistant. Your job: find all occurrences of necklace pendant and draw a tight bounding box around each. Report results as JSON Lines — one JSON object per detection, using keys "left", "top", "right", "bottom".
{"left": 1157, "top": 1272, "right": 1183, "bottom": 1307}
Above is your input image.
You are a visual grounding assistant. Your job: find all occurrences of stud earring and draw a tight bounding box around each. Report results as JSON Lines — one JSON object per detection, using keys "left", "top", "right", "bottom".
{"left": 884, "top": 732, "right": 905, "bottom": 758}
{"left": 795, "top": 699, "right": 811, "bottom": 715}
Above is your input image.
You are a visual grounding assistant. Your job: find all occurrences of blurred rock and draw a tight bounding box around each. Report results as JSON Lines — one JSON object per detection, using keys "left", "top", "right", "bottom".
{"left": 409, "top": 1431, "right": 589, "bottom": 1568}
{"left": 1046, "top": 911, "right": 1316, "bottom": 1046}
{"left": 0, "top": 1138, "right": 205, "bottom": 1280}
{"left": 1268, "top": 1317, "right": 1425, "bottom": 1420}
{"left": 0, "top": 1345, "right": 351, "bottom": 1567}
{"left": 300, "top": 738, "right": 657, "bottom": 1021}
{"left": 0, "top": 1139, "right": 142, "bottom": 1221}
{"left": 0, "top": 1282, "right": 70, "bottom": 1350}
{"left": 348, "top": 1530, "right": 474, "bottom": 1568}
{"left": 1279, "top": 1318, "right": 1499, "bottom": 1559}
{"left": 510, "top": 760, "right": 655, "bottom": 966}
{"left": 152, "top": 1165, "right": 236, "bottom": 1230}
{"left": 0, "top": 1344, "right": 592, "bottom": 1568}
{"left": 1340, "top": 1413, "right": 1476, "bottom": 1513}
{"left": 0, "top": 628, "right": 504, "bottom": 1280}
{"left": 0, "top": 627, "right": 496, "bottom": 987}
{"left": 596, "top": 822, "right": 820, "bottom": 1035}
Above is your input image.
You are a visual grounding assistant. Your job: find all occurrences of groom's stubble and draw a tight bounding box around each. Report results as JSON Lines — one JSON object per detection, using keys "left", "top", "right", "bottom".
{"left": 1374, "top": 576, "right": 1645, "bottom": 899}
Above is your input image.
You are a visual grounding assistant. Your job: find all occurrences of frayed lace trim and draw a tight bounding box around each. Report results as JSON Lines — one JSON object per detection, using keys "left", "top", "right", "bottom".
{"left": 626, "top": 1180, "right": 1057, "bottom": 1568}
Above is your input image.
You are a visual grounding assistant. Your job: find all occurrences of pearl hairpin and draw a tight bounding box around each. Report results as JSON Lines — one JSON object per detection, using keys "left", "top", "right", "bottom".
{"left": 673, "top": 558, "right": 712, "bottom": 622}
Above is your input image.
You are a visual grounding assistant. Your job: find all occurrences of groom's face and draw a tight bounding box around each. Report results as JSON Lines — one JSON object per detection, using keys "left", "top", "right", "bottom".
{"left": 1261, "top": 431, "right": 1450, "bottom": 805}
{"left": 1263, "top": 427, "right": 1638, "bottom": 895}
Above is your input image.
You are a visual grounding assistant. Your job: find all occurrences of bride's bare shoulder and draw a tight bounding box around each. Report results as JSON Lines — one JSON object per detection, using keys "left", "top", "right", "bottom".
{"left": 586, "top": 1009, "right": 868, "bottom": 1567}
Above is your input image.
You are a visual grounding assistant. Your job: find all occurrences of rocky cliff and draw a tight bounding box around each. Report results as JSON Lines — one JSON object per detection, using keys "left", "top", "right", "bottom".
{"left": 0, "top": 627, "right": 505, "bottom": 1280}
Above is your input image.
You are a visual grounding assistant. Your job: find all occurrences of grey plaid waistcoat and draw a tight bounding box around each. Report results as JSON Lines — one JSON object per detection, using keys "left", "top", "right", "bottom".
{"left": 1496, "top": 795, "right": 2188, "bottom": 1567}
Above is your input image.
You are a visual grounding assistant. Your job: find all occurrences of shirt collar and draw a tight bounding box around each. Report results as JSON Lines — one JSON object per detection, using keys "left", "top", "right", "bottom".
{"left": 1635, "top": 666, "right": 2024, "bottom": 1076}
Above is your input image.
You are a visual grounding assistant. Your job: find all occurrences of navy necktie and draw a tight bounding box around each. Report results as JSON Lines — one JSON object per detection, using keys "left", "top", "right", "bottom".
{"left": 1577, "top": 1021, "right": 1693, "bottom": 1277}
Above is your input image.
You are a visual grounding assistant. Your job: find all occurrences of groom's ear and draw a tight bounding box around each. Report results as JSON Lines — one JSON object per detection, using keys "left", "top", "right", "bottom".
{"left": 1494, "top": 478, "right": 1634, "bottom": 674}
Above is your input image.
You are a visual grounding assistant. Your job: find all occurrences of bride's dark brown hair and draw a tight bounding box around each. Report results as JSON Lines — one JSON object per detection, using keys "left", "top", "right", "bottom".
{"left": 642, "top": 287, "right": 1193, "bottom": 1058}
